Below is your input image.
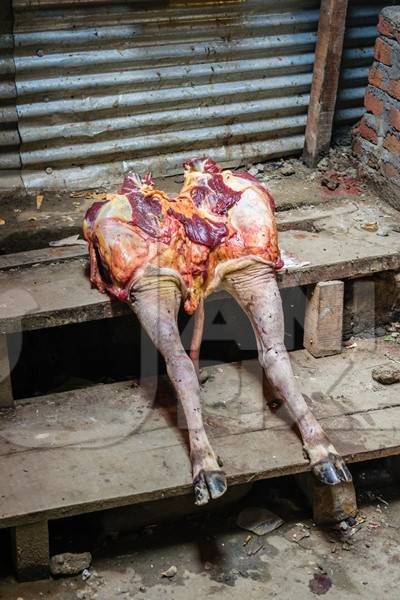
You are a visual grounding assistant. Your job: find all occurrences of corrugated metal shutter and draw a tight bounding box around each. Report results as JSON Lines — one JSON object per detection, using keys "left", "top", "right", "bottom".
{"left": 0, "top": 0, "right": 21, "bottom": 177}
{"left": 6, "top": 0, "right": 321, "bottom": 189}
{"left": 0, "top": 0, "right": 393, "bottom": 190}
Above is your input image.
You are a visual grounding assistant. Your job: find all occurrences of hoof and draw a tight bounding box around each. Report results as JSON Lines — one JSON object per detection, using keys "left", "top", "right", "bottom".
{"left": 193, "top": 470, "right": 227, "bottom": 506}
{"left": 312, "top": 455, "right": 352, "bottom": 486}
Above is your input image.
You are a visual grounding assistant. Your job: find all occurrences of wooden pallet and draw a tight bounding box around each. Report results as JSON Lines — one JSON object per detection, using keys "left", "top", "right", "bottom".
{"left": 1, "top": 340, "right": 400, "bottom": 578}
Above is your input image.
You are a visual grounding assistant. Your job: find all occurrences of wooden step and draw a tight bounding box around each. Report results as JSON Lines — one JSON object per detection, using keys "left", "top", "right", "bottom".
{"left": 0, "top": 202, "right": 355, "bottom": 271}
{"left": 0, "top": 225, "right": 399, "bottom": 334}
{"left": 1, "top": 338, "right": 399, "bottom": 530}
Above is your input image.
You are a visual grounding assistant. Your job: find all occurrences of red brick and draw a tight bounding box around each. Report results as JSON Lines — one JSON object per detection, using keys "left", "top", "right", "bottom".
{"left": 390, "top": 107, "right": 400, "bottom": 131}
{"left": 358, "top": 116, "right": 378, "bottom": 145}
{"left": 365, "top": 90, "right": 384, "bottom": 116}
{"left": 382, "top": 161, "right": 400, "bottom": 178}
{"left": 378, "top": 15, "right": 395, "bottom": 39}
{"left": 375, "top": 38, "right": 393, "bottom": 66}
{"left": 384, "top": 132, "right": 400, "bottom": 154}
{"left": 368, "top": 65, "right": 386, "bottom": 90}
{"left": 388, "top": 79, "right": 400, "bottom": 101}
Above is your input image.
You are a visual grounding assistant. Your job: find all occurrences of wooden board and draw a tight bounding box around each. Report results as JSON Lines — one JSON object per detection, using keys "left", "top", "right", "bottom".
{"left": 0, "top": 334, "right": 13, "bottom": 408}
{"left": 303, "top": 280, "right": 344, "bottom": 357}
{"left": 302, "top": 0, "right": 349, "bottom": 166}
{"left": 0, "top": 339, "right": 399, "bottom": 528}
{"left": 0, "top": 245, "right": 87, "bottom": 271}
{"left": 0, "top": 203, "right": 354, "bottom": 272}
{"left": 0, "top": 226, "right": 400, "bottom": 334}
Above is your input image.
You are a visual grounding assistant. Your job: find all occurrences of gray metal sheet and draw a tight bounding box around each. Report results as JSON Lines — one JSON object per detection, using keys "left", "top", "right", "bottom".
{"left": 0, "top": 0, "right": 391, "bottom": 189}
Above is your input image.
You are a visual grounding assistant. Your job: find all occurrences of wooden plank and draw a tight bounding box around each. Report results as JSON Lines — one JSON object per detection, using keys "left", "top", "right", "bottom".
{"left": 304, "top": 280, "right": 344, "bottom": 357}
{"left": 0, "top": 339, "right": 399, "bottom": 529}
{"left": 0, "top": 227, "right": 399, "bottom": 334}
{"left": 0, "top": 245, "right": 87, "bottom": 271}
{"left": 0, "top": 334, "right": 14, "bottom": 408}
{"left": 302, "top": 0, "right": 349, "bottom": 167}
{"left": 296, "top": 473, "right": 356, "bottom": 524}
{"left": 0, "top": 203, "right": 355, "bottom": 272}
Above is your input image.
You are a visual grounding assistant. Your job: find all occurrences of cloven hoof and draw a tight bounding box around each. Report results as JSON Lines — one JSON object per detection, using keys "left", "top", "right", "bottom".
{"left": 312, "top": 454, "right": 352, "bottom": 486}
{"left": 194, "top": 470, "right": 227, "bottom": 506}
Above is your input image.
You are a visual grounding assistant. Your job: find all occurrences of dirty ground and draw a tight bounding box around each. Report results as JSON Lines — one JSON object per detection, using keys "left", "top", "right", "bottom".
{"left": 1, "top": 466, "right": 400, "bottom": 599}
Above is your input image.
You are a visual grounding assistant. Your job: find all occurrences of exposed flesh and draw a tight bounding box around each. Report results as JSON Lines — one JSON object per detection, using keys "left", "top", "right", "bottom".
{"left": 83, "top": 157, "right": 351, "bottom": 505}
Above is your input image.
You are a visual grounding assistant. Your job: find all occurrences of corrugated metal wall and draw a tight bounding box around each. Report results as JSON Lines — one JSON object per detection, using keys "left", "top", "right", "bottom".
{"left": 0, "top": 0, "right": 21, "bottom": 175}
{"left": 0, "top": 0, "right": 389, "bottom": 190}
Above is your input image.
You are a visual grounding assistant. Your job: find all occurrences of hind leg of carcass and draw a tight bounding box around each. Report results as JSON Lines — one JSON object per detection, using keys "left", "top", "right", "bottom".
{"left": 223, "top": 263, "right": 352, "bottom": 486}
{"left": 129, "top": 275, "right": 227, "bottom": 505}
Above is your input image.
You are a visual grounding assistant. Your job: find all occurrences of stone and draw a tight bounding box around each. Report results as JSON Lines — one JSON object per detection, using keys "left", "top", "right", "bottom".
{"left": 285, "top": 524, "right": 311, "bottom": 542}
{"left": 161, "top": 565, "right": 177, "bottom": 578}
{"left": 377, "top": 226, "right": 391, "bottom": 237}
{"left": 50, "top": 552, "right": 92, "bottom": 577}
{"left": 372, "top": 364, "right": 400, "bottom": 385}
{"left": 248, "top": 165, "right": 260, "bottom": 176}
{"left": 279, "top": 163, "right": 295, "bottom": 176}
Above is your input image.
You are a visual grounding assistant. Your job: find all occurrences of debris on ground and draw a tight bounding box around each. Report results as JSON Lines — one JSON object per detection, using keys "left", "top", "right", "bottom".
{"left": 50, "top": 552, "right": 92, "bottom": 576}
{"left": 322, "top": 171, "right": 363, "bottom": 195}
{"left": 384, "top": 334, "right": 400, "bottom": 343}
{"left": 316, "top": 145, "right": 365, "bottom": 196}
{"left": 49, "top": 234, "right": 87, "bottom": 247}
{"left": 279, "top": 163, "right": 296, "bottom": 176}
{"left": 372, "top": 363, "right": 400, "bottom": 385}
{"left": 377, "top": 225, "right": 391, "bottom": 236}
{"left": 361, "top": 222, "right": 378, "bottom": 232}
{"left": 321, "top": 176, "right": 339, "bottom": 191}
{"left": 82, "top": 569, "right": 91, "bottom": 581}
{"left": 355, "top": 512, "right": 368, "bottom": 524}
{"left": 0, "top": 218, "right": 5, "bottom": 225}
{"left": 247, "top": 543, "right": 264, "bottom": 556}
{"left": 70, "top": 191, "right": 109, "bottom": 200}
{"left": 285, "top": 523, "right": 311, "bottom": 542}
{"left": 387, "top": 322, "right": 400, "bottom": 333}
{"left": 243, "top": 534, "right": 252, "bottom": 546}
{"left": 309, "top": 573, "right": 333, "bottom": 595}
{"left": 376, "top": 495, "right": 389, "bottom": 507}
{"left": 236, "top": 507, "right": 284, "bottom": 535}
{"left": 36, "top": 194, "right": 44, "bottom": 210}
{"left": 338, "top": 520, "right": 349, "bottom": 532}
{"left": 248, "top": 165, "right": 261, "bottom": 176}
{"left": 343, "top": 337, "right": 357, "bottom": 349}
{"left": 160, "top": 565, "right": 177, "bottom": 578}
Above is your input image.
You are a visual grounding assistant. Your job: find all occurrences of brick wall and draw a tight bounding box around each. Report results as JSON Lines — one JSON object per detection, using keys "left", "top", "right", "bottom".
{"left": 352, "top": 6, "right": 400, "bottom": 206}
